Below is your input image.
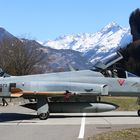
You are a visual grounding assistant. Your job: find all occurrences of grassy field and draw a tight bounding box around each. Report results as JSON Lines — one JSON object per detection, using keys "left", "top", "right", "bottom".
{"left": 87, "top": 128, "right": 140, "bottom": 140}
{"left": 87, "top": 96, "right": 140, "bottom": 140}
{"left": 101, "top": 96, "right": 140, "bottom": 111}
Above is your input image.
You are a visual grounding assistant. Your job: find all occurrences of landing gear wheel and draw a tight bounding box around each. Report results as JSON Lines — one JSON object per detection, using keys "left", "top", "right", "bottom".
{"left": 39, "top": 112, "right": 49, "bottom": 120}
{"left": 137, "top": 109, "right": 140, "bottom": 116}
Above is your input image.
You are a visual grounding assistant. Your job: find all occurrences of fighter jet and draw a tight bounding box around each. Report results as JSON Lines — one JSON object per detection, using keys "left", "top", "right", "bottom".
{"left": 0, "top": 52, "right": 140, "bottom": 120}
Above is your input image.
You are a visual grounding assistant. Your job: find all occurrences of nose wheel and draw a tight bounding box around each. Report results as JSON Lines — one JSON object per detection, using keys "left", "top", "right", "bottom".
{"left": 137, "top": 109, "right": 140, "bottom": 116}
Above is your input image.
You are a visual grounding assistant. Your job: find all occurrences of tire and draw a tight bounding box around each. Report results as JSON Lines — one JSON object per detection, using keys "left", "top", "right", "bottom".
{"left": 38, "top": 112, "right": 49, "bottom": 120}
{"left": 137, "top": 109, "right": 140, "bottom": 116}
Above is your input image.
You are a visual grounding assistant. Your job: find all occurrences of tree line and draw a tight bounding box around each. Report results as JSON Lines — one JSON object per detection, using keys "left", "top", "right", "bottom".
{"left": 119, "top": 8, "right": 140, "bottom": 76}
{"left": 0, "top": 38, "right": 46, "bottom": 76}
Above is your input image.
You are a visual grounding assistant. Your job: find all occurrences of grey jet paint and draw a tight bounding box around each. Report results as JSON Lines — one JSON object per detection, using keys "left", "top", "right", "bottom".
{"left": 0, "top": 52, "right": 140, "bottom": 120}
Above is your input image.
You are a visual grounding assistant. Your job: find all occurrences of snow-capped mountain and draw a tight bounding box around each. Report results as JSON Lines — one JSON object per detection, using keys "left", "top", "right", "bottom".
{"left": 43, "top": 22, "right": 132, "bottom": 63}
{"left": 0, "top": 22, "right": 133, "bottom": 72}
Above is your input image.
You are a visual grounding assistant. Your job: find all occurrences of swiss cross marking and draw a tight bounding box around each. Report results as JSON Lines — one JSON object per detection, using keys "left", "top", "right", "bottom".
{"left": 118, "top": 79, "right": 125, "bottom": 86}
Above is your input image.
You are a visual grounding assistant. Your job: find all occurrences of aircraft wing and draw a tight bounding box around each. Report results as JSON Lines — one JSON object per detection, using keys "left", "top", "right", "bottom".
{"left": 10, "top": 82, "right": 108, "bottom": 97}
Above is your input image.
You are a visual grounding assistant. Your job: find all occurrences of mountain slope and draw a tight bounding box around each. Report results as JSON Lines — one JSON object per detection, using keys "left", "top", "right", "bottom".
{"left": 0, "top": 29, "right": 91, "bottom": 72}
{"left": 0, "top": 27, "right": 16, "bottom": 41}
{"left": 46, "top": 47, "right": 91, "bottom": 72}
{"left": 43, "top": 22, "right": 132, "bottom": 63}
{"left": 0, "top": 22, "right": 133, "bottom": 72}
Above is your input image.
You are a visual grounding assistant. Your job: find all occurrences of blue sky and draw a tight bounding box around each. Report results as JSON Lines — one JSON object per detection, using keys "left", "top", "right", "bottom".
{"left": 0, "top": 0, "right": 140, "bottom": 41}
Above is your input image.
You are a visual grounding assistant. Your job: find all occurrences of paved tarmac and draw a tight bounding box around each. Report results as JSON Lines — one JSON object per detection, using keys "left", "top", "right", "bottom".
{"left": 0, "top": 105, "right": 140, "bottom": 140}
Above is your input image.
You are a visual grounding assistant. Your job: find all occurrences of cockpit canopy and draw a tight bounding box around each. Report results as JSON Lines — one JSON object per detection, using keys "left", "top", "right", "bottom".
{"left": 92, "top": 52, "right": 138, "bottom": 78}
{"left": 93, "top": 52, "right": 123, "bottom": 70}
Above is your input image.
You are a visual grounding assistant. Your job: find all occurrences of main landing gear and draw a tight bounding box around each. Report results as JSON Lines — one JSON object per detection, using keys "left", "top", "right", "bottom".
{"left": 37, "top": 96, "right": 50, "bottom": 120}
{"left": 38, "top": 112, "right": 50, "bottom": 120}
{"left": 137, "top": 109, "right": 140, "bottom": 117}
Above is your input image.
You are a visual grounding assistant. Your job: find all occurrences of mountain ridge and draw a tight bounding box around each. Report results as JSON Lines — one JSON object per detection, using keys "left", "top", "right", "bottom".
{"left": 0, "top": 22, "right": 132, "bottom": 72}
{"left": 43, "top": 22, "right": 132, "bottom": 63}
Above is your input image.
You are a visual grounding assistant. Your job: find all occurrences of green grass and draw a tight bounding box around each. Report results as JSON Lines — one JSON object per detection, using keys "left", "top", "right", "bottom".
{"left": 87, "top": 128, "right": 140, "bottom": 140}
{"left": 87, "top": 97, "right": 140, "bottom": 140}
{"left": 101, "top": 96, "right": 140, "bottom": 111}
